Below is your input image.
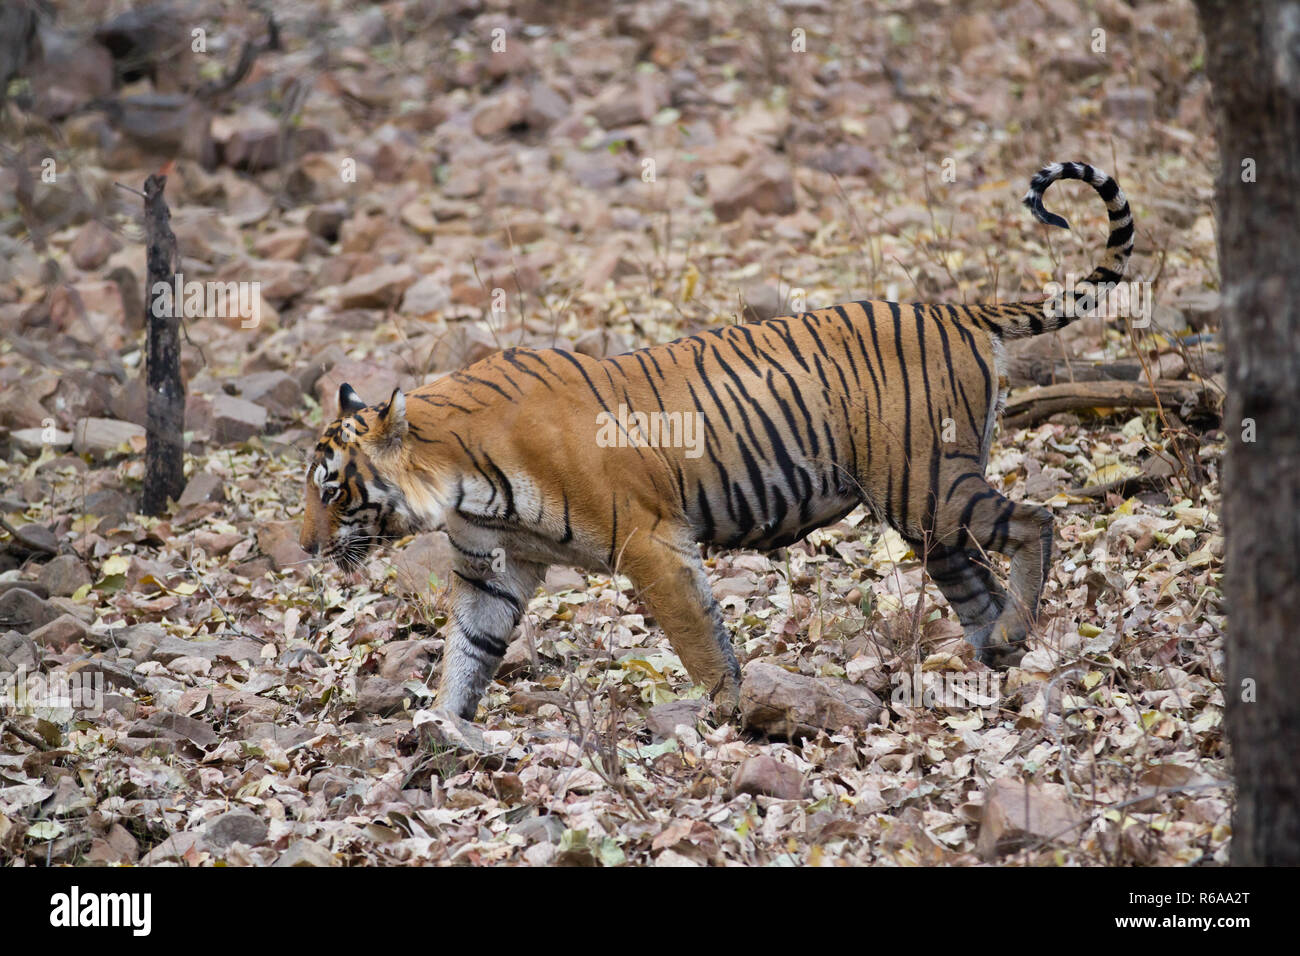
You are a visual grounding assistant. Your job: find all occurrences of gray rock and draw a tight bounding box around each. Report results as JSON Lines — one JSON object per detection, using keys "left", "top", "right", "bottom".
{"left": 740, "top": 660, "right": 882, "bottom": 739}
{"left": 399, "top": 275, "right": 450, "bottom": 316}
{"left": 38, "top": 554, "right": 92, "bottom": 596}
{"left": 208, "top": 394, "right": 267, "bottom": 444}
{"left": 177, "top": 472, "right": 225, "bottom": 508}
{"left": 712, "top": 157, "right": 796, "bottom": 222}
{"left": 204, "top": 809, "right": 269, "bottom": 848}
{"left": 83, "top": 489, "right": 133, "bottom": 518}
{"left": 234, "top": 371, "right": 303, "bottom": 418}
{"left": 0, "top": 587, "right": 59, "bottom": 635}
{"left": 28, "top": 614, "right": 90, "bottom": 650}
{"left": 646, "top": 699, "right": 703, "bottom": 741}
{"left": 10, "top": 427, "right": 73, "bottom": 456}
{"left": 5, "top": 523, "right": 58, "bottom": 555}
{"left": 733, "top": 755, "right": 804, "bottom": 800}
{"left": 337, "top": 264, "right": 417, "bottom": 310}
{"left": 356, "top": 676, "right": 410, "bottom": 716}
{"left": 72, "top": 417, "right": 146, "bottom": 459}
{"left": 152, "top": 634, "right": 264, "bottom": 664}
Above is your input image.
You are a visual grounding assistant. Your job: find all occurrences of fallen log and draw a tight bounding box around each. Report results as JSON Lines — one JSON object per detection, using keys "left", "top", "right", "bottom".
{"left": 1001, "top": 379, "right": 1210, "bottom": 431}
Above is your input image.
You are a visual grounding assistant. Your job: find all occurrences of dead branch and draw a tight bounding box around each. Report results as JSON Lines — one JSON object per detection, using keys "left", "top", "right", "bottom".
{"left": 1002, "top": 379, "right": 1211, "bottom": 431}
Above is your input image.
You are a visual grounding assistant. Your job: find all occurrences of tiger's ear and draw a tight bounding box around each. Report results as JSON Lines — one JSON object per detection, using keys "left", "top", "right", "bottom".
{"left": 373, "top": 387, "right": 407, "bottom": 445}
{"left": 338, "top": 382, "right": 367, "bottom": 415}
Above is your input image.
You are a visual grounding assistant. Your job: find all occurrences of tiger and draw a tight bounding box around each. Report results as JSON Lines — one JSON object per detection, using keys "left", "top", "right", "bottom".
{"left": 299, "top": 160, "right": 1135, "bottom": 722}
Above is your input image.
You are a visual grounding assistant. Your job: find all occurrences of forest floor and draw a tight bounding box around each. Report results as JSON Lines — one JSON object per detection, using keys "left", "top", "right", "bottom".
{"left": 0, "top": 0, "right": 1228, "bottom": 866}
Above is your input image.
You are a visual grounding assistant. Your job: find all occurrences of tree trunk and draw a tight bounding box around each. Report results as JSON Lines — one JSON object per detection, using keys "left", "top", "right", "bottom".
{"left": 1194, "top": 0, "right": 1300, "bottom": 864}
{"left": 141, "top": 173, "right": 186, "bottom": 515}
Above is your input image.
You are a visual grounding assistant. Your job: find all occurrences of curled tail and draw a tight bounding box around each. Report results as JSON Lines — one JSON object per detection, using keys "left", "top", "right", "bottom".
{"left": 1023, "top": 161, "right": 1133, "bottom": 285}
{"left": 992, "top": 162, "right": 1136, "bottom": 337}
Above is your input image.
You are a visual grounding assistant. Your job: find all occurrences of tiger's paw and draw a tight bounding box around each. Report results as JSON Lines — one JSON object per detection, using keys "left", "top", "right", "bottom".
{"left": 976, "top": 641, "right": 1027, "bottom": 669}
{"left": 707, "top": 674, "right": 742, "bottom": 723}
{"left": 968, "top": 623, "right": 1027, "bottom": 669}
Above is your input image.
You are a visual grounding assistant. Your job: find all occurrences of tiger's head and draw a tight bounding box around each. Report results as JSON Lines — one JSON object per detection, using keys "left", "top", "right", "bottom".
{"left": 299, "top": 382, "right": 419, "bottom": 570}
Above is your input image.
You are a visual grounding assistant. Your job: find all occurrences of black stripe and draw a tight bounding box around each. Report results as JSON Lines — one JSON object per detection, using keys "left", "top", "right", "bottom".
{"left": 454, "top": 571, "right": 523, "bottom": 615}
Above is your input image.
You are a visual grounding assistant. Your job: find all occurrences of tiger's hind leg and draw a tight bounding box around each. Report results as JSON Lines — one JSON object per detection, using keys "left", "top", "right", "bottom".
{"left": 617, "top": 523, "right": 742, "bottom": 716}
{"left": 934, "top": 476, "right": 1054, "bottom": 666}
{"left": 436, "top": 547, "right": 547, "bottom": 721}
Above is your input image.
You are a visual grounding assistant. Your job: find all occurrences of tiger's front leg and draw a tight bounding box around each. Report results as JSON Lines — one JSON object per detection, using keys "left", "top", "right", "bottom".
{"left": 617, "top": 522, "right": 742, "bottom": 716}
{"left": 436, "top": 540, "right": 546, "bottom": 721}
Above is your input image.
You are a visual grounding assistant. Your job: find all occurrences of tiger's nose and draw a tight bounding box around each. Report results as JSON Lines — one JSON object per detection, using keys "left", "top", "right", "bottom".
{"left": 299, "top": 533, "right": 321, "bottom": 557}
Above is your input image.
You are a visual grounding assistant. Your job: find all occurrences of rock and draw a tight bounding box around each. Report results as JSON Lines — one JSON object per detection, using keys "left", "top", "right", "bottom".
{"left": 83, "top": 488, "right": 132, "bottom": 519}
{"left": 152, "top": 634, "right": 264, "bottom": 664}
{"left": 10, "top": 427, "right": 73, "bottom": 456}
{"left": 50, "top": 369, "right": 115, "bottom": 423}
{"left": 306, "top": 203, "right": 347, "bottom": 242}
{"left": 739, "top": 282, "right": 783, "bottom": 323}
{"left": 27, "top": 614, "right": 90, "bottom": 651}
{"left": 806, "top": 144, "right": 878, "bottom": 179}
{"left": 392, "top": 532, "right": 454, "bottom": 595}
{"left": 977, "top": 778, "right": 1082, "bottom": 857}
{"left": 1171, "top": 289, "right": 1220, "bottom": 332}
{"left": 49, "top": 280, "right": 129, "bottom": 348}
{"left": 473, "top": 86, "right": 529, "bottom": 138}
{"left": 732, "top": 755, "right": 804, "bottom": 800}
{"left": 38, "top": 555, "right": 91, "bottom": 596}
{"left": 28, "top": 31, "right": 115, "bottom": 120}
{"left": 204, "top": 809, "right": 268, "bottom": 848}
{"left": 399, "top": 200, "right": 436, "bottom": 237}
{"left": 0, "top": 588, "right": 59, "bottom": 634}
{"left": 207, "top": 394, "right": 267, "bottom": 444}
{"left": 950, "top": 12, "right": 997, "bottom": 54}
{"left": 378, "top": 640, "right": 434, "bottom": 682}
{"left": 130, "top": 711, "right": 218, "bottom": 748}
{"left": 275, "top": 840, "right": 338, "bottom": 867}
{"left": 5, "top": 523, "right": 58, "bottom": 556}
{"left": 740, "top": 660, "right": 882, "bottom": 739}
{"left": 253, "top": 227, "right": 312, "bottom": 261}
{"left": 399, "top": 275, "right": 450, "bottom": 316}
{"left": 254, "top": 260, "right": 312, "bottom": 305}
{"left": 47, "top": 597, "right": 94, "bottom": 624}
{"left": 0, "top": 581, "right": 49, "bottom": 599}
{"left": 356, "top": 676, "right": 410, "bottom": 716}
{"left": 0, "top": 630, "right": 38, "bottom": 671}
{"left": 525, "top": 82, "right": 570, "bottom": 129}
{"left": 69, "top": 221, "right": 123, "bottom": 271}
{"left": 217, "top": 108, "right": 281, "bottom": 171}
{"left": 177, "top": 472, "right": 225, "bottom": 508}
{"left": 85, "top": 822, "right": 139, "bottom": 864}
{"left": 111, "top": 622, "right": 164, "bottom": 661}
{"left": 712, "top": 156, "right": 796, "bottom": 222}
{"left": 646, "top": 699, "right": 703, "bottom": 740}
{"left": 589, "top": 83, "right": 644, "bottom": 128}
{"left": 1105, "top": 87, "right": 1156, "bottom": 124}
{"left": 234, "top": 371, "right": 303, "bottom": 419}
{"left": 72, "top": 417, "right": 145, "bottom": 459}
{"left": 337, "top": 263, "right": 417, "bottom": 309}
{"left": 257, "top": 521, "right": 308, "bottom": 572}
